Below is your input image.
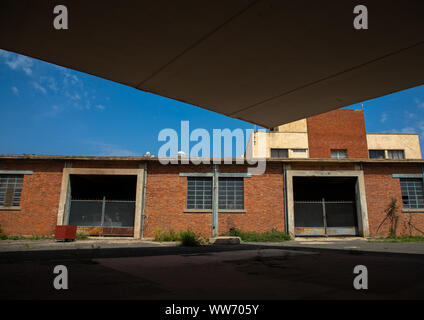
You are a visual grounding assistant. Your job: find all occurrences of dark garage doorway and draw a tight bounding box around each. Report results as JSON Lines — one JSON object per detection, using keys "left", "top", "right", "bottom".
{"left": 67, "top": 175, "right": 137, "bottom": 237}
{"left": 293, "top": 177, "right": 359, "bottom": 236}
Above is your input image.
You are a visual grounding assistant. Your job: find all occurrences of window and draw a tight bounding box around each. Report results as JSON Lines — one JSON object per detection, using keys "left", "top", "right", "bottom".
{"left": 369, "top": 150, "right": 386, "bottom": 159}
{"left": 271, "top": 148, "right": 288, "bottom": 158}
{"left": 186, "top": 177, "right": 212, "bottom": 210}
{"left": 331, "top": 149, "right": 348, "bottom": 159}
{"left": 400, "top": 179, "right": 424, "bottom": 209}
{"left": 218, "top": 178, "right": 244, "bottom": 210}
{"left": 292, "top": 149, "right": 307, "bottom": 153}
{"left": 388, "top": 150, "right": 405, "bottom": 159}
{"left": 0, "top": 175, "right": 23, "bottom": 207}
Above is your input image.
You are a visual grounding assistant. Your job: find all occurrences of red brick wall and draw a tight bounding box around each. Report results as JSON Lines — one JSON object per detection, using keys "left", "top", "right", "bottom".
{"left": 219, "top": 163, "right": 285, "bottom": 235}
{"left": 0, "top": 160, "right": 64, "bottom": 236}
{"left": 144, "top": 162, "right": 213, "bottom": 237}
{"left": 290, "top": 163, "right": 357, "bottom": 171}
{"left": 70, "top": 160, "right": 140, "bottom": 169}
{"left": 2, "top": 158, "right": 423, "bottom": 239}
{"left": 307, "top": 109, "right": 368, "bottom": 159}
{"left": 363, "top": 163, "right": 424, "bottom": 236}
{"left": 144, "top": 162, "right": 285, "bottom": 238}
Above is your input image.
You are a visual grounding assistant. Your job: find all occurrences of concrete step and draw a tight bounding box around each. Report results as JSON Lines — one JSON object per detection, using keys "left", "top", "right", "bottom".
{"left": 210, "top": 236, "right": 241, "bottom": 245}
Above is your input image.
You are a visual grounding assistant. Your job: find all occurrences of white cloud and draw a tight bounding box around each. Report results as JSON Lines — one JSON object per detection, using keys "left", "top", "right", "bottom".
{"left": 415, "top": 98, "right": 424, "bottom": 109}
{"left": 65, "top": 91, "right": 81, "bottom": 101}
{"left": 0, "top": 50, "right": 11, "bottom": 58}
{"left": 37, "top": 105, "right": 65, "bottom": 118}
{"left": 11, "top": 86, "right": 19, "bottom": 95}
{"left": 96, "top": 104, "right": 105, "bottom": 110}
{"left": 88, "top": 141, "right": 138, "bottom": 156}
{"left": 380, "top": 113, "right": 387, "bottom": 123}
{"left": 40, "top": 76, "right": 58, "bottom": 91}
{"left": 404, "top": 111, "right": 415, "bottom": 119}
{"left": 4, "top": 55, "right": 33, "bottom": 75}
{"left": 401, "top": 127, "right": 416, "bottom": 134}
{"left": 32, "top": 81, "right": 47, "bottom": 94}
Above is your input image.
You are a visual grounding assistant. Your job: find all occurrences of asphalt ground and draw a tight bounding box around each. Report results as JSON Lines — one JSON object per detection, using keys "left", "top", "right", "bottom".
{"left": 1, "top": 244, "right": 423, "bottom": 300}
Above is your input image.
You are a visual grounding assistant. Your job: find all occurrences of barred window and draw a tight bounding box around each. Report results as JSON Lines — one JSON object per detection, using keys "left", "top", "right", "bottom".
{"left": 400, "top": 178, "right": 424, "bottom": 209}
{"left": 271, "top": 148, "right": 288, "bottom": 158}
{"left": 218, "top": 178, "right": 244, "bottom": 210}
{"left": 331, "top": 149, "right": 348, "bottom": 159}
{"left": 186, "top": 177, "right": 212, "bottom": 210}
{"left": 388, "top": 150, "right": 405, "bottom": 159}
{"left": 369, "top": 150, "right": 385, "bottom": 159}
{"left": 0, "top": 175, "right": 23, "bottom": 207}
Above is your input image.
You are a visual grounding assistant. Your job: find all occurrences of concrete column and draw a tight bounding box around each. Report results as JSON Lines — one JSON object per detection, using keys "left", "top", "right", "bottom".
{"left": 212, "top": 164, "right": 219, "bottom": 237}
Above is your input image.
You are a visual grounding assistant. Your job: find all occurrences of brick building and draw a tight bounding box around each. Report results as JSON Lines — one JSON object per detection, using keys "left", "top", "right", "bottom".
{"left": 1, "top": 109, "right": 423, "bottom": 239}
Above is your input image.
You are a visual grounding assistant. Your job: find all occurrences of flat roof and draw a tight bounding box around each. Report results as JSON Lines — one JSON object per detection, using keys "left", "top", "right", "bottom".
{"left": 366, "top": 133, "right": 419, "bottom": 136}
{"left": 0, "top": 154, "right": 423, "bottom": 164}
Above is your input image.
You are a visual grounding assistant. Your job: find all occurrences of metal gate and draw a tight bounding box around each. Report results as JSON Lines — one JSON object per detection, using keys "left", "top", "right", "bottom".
{"left": 68, "top": 197, "right": 135, "bottom": 236}
{"left": 294, "top": 199, "right": 358, "bottom": 236}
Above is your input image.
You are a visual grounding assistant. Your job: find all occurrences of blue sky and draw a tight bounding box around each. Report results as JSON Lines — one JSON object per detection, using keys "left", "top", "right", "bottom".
{"left": 1, "top": 49, "right": 424, "bottom": 157}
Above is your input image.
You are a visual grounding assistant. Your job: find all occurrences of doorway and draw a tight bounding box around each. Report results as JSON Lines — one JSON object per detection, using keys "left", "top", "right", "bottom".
{"left": 293, "top": 176, "right": 359, "bottom": 236}
{"left": 67, "top": 174, "right": 137, "bottom": 236}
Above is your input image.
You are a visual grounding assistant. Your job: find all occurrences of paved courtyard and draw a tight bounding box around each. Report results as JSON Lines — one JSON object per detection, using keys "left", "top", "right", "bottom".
{"left": 1, "top": 240, "right": 424, "bottom": 299}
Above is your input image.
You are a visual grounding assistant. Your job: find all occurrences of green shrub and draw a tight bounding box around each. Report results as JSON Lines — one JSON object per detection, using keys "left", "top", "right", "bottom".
{"left": 229, "top": 228, "right": 291, "bottom": 242}
{"left": 154, "top": 228, "right": 181, "bottom": 242}
{"left": 27, "top": 234, "right": 53, "bottom": 240}
{"left": 0, "top": 233, "right": 54, "bottom": 241}
{"left": 180, "top": 230, "right": 200, "bottom": 246}
{"left": 384, "top": 235, "right": 424, "bottom": 243}
{"left": 76, "top": 231, "right": 89, "bottom": 240}
{"left": 153, "top": 228, "right": 202, "bottom": 246}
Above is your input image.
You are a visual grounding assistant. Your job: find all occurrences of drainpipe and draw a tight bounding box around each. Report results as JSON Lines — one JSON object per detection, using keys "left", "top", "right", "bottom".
{"left": 140, "top": 162, "right": 147, "bottom": 239}
{"left": 422, "top": 165, "right": 424, "bottom": 193}
{"left": 283, "top": 163, "right": 288, "bottom": 233}
{"left": 212, "top": 164, "right": 219, "bottom": 238}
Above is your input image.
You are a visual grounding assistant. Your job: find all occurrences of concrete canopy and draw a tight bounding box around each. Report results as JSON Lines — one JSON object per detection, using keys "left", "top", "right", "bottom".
{"left": 1, "top": 0, "right": 423, "bottom": 128}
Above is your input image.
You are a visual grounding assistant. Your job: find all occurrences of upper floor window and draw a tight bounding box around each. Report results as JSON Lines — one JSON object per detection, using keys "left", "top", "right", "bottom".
{"left": 218, "top": 178, "right": 244, "bottom": 210}
{"left": 0, "top": 175, "right": 23, "bottom": 207}
{"left": 369, "top": 150, "right": 385, "bottom": 159}
{"left": 388, "top": 150, "right": 405, "bottom": 159}
{"left": 271, "top": 148, "right": 288, "bottom": 158}
{"left": 331, "top": 149, "right": 348, "bottom": 159}
{"left": 400, "top": 178, "right": 424, "bottom": 209}
{"left": 186, "top": 177, "right": 212, "bottom": 210}
{"left": 292, "top": 149, "right": 307, "bottom": 153}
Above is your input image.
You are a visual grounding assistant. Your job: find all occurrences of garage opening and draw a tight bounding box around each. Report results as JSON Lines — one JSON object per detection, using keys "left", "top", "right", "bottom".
{"left": 67, "top": 175, "right": 137, "bottom": 237}
{"left": 293, "top": 177, "right": 359, "bottom": 236}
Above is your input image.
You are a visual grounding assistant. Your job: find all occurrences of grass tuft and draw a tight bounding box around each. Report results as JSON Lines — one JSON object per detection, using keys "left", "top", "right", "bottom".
{"left": 153, "top": 228, "right": 201, "bottom": 246}
{"left": 229, "top": 228, "right": 291, "bottom": 242}
{"left": 75, "top": 231, "right": 90, "bottom": 240}
{"left": 179, "top": 230, "right": 200, "bottom": 246}
{"left": 381, "top": 235, "right": 424, "bottom": 243}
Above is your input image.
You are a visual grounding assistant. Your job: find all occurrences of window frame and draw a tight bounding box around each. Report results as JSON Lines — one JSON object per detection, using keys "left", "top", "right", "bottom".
{"left": 330, "top": 149, "right": 348, "bottom": 159}
{"left": 388, "top": 150, "right": 405, "bottom": 160}
{"left": 186, "top": 177, "right": 213, "bottom": 210}
{"left": 184, "top": 175, "right": 246, "bottom": 212}
{"left": 400, "top": 178, "right": 424, "bottom": 209}
{"left": 0, "top": 174, "right": 24, "bottom": 208}
{"left": 369, "top": 149, "right": 386, "bottom": 159}
{"left": 218, "top": 177, "right": 244, "bottom": 210}
{"left": 270, "top": 148, "right": 289, "bottom": 158}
